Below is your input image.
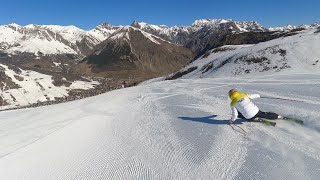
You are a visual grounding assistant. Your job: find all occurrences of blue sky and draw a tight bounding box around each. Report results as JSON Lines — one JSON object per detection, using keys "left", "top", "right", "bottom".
{"left": 1, "top": 0, "right": 319, "bottom": 29}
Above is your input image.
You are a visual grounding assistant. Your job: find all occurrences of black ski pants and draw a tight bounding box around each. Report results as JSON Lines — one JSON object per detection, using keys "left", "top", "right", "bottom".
{"left": 238, "top": 110, "right": 279, "bottom": 121}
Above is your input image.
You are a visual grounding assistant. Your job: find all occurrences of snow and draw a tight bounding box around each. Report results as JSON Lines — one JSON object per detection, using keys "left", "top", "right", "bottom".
{"left": 87, "top": 27, "right": 117, "bottom": 42}
{"left": 0, "top": 25, "right": 24, "bottom": 47}
{"left": 0, "top": 64, "right": 99, "bottom": 108}
{"left": 269, "top": 25, "right": 298, "bottom": 32}
{"left": 107, "top": 26, "right": 166, "bottom": 45}
{"left": 133, "top": 21, "right": 165, "bottom": 31}
{"left": 141, "top": 31, "right": 161, "bottom": 45}
{"left": 235, "top": 21, "right": 266, "bottom": 32}
{"left": 179, "top": 28, "right": 320, "bottom": 79}
{"left": 41, "top": 25, "right": 87, "bottom": 44}
{"left": 5, "top": 37, "right": 78, "bottom": 55}
{"left": 0, "top": 24, "right": 80, "bottom": 55}
{"left": 52, "top": 62, "right": 61, "bottom": 67}
{"left": 109, "top": 30, "right": 130, "bottom": 41}
{"left": 0, "top": 23, "right": 116, "bottom": 55}
{"left": 0, "top": 72, "right": 319, "bottom": 179}
{"left": 192, "top": 19, "right": 232, "bottom": 27}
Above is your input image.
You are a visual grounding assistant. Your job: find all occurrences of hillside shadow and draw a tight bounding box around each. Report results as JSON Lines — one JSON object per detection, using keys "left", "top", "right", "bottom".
{"left": 178, "top": 115, "right": 244, "bottom": 125}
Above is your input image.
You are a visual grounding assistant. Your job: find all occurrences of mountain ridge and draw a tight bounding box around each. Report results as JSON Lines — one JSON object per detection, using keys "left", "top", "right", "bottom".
{"left": 2, "top": 19, "right": 318, "bottom": 56}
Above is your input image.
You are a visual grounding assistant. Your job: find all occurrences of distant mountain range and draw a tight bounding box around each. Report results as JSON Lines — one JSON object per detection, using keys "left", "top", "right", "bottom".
{"left": 1, "top": 19, "right": 318, "bottom": 57}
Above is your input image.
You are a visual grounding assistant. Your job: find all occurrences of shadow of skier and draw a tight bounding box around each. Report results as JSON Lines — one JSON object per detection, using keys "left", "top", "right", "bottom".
{"left": 178, "top": 115, "right": 245, "bottom": 125}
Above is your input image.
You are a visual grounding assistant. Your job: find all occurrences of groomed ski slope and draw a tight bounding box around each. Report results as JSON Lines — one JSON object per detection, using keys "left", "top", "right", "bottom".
{"left": 0, "top": 73, "right": 319, "bottom": 179}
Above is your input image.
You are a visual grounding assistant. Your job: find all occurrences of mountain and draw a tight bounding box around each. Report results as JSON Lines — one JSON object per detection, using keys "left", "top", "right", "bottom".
{"left": 166, "top": 26, "right": 320, "bottom": 79}
{"left": 131, "top": 19, "right": 266, "bottom": 42}
{"left": 0, "top": 23, "right": 119, "bottom": 56}
{"left": 78, "top": 26, "right": 194, "bottom": 79}
{"left": 0, "top": 23, "right": 121, "bottom": 98}
{"left": 131, "top": 19, "right": 267, "bottom": 55}
{"left": 1, "top": 19, "right": 314, "bottom": 62}
{"left": 131, "top": 19, "right": 320, "bottom": 58}
{"left": 1, "top": 19, "right": 317, "bottom": 59}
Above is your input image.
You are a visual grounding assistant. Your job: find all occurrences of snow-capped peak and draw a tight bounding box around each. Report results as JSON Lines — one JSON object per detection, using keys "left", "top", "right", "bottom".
{"left": 311, "top": 22, "right": 320, "bottom": 27}
{"left": 7, "top": 23, "right": 20, "bottom": 28}
{"left": 25, "top": 24, "right": 39, "bottom": 28}
{"left": 234, "top": 21, "right": 266, "bottom": 32}
{"left": 86, "top": 23, "right": 121, "bottom": 43}
{"left": 0, "top": 23, "right": 120, "bottom": 55}
{"left": 191, "top": 19, "right": 266, "bottom": 32}
{"left": 131, "top": 21, "right": 168, "bottom": 31}
{"left": 95, "top": 23, "right": 114, "bottom": 29}
{"left": 40, "top": 25, "right": 86, "bottom": 43}
{"left": 107, "top": 26, "right": 131, "bottom": 41}
{"left": 131, "top": 21, "right": 148, "bottom": 28}
{"left": 192, "top": 19, "right": 232, "bottom": 27}
{"left": 269, "top": 25, "right": 298, "bottom": 32}
{"left": 105, "top": 26, "right": 165, "bottom": 45}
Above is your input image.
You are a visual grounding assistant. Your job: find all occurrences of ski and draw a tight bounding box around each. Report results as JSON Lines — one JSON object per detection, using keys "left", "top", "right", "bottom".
{"left": 252, "top": 118, "right": 276, "bottom": 126}
{"left": 281, "top": 117, "right": 304, "bottom": 124}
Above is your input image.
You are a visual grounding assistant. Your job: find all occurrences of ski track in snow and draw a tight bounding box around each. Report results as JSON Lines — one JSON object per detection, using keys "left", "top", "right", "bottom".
{"left": 0, "top": 73, "right": 319, "bottom": 179}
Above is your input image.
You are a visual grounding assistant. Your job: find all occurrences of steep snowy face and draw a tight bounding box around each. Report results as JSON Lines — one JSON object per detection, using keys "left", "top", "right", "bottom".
{"left": 87, "top": 23, "right": 120, "bottom": 43}
{"left": 0, "top": 24, "right": 79, "bottom": 55}
{"left": 167, "top": 28, "right": 320, "bottom": 79}
{"left": 0, "top": 24, "right": 24, "bottom": 50}
{"left": 131, "top": 21, "right": 178, "bottom": 41}
{"left": 131, "top": 21, "right": 168, "bottom": 31}
{"left": 311, "top": 22, "right": 320, "bottom": 27}
{"left": 40, "top": 25, "right": 87, "bottom": 44}
{"left": 234, "top": 21, "right": 267, "bottom": 32}
{"left": 0, "top": 23, "right": 118, "bottom": 55}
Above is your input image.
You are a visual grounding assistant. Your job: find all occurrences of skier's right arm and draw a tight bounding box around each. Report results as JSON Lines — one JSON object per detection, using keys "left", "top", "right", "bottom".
{"left": 248, "top": 94, "right": 260, "bottom": 99}
{"left": 230, "top": 106, "right": 238, "bottom": 124}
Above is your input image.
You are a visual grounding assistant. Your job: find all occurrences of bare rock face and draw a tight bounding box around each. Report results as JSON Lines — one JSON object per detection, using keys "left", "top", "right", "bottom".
{"left": 78, "top": 27, "right": 194, "bottom": 79}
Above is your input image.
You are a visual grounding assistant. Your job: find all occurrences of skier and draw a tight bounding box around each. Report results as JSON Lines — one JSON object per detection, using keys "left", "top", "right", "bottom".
{"left": 228, "top": 89, "right": 282, "bottom": 124}
{"left": 121, "top": 81, "right": 126, "bottom": 88}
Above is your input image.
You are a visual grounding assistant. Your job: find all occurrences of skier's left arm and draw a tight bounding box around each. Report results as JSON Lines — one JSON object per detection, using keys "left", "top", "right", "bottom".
{"left": 248, "top": 94, "right": 260, "bottom": 99}
{"left": 230, "top": 106, "right": 238, "bottom": 124}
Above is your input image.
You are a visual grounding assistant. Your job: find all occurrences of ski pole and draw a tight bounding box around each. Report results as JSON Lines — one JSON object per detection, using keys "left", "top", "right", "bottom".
{"left": 260, "top": 96, "right": 305, "bottom": 102}
{"left": 229, "top": 124, "right": 247, "bottom": 135}
{"left": 234, "top": 124, "right": 247, "bottom": 133}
